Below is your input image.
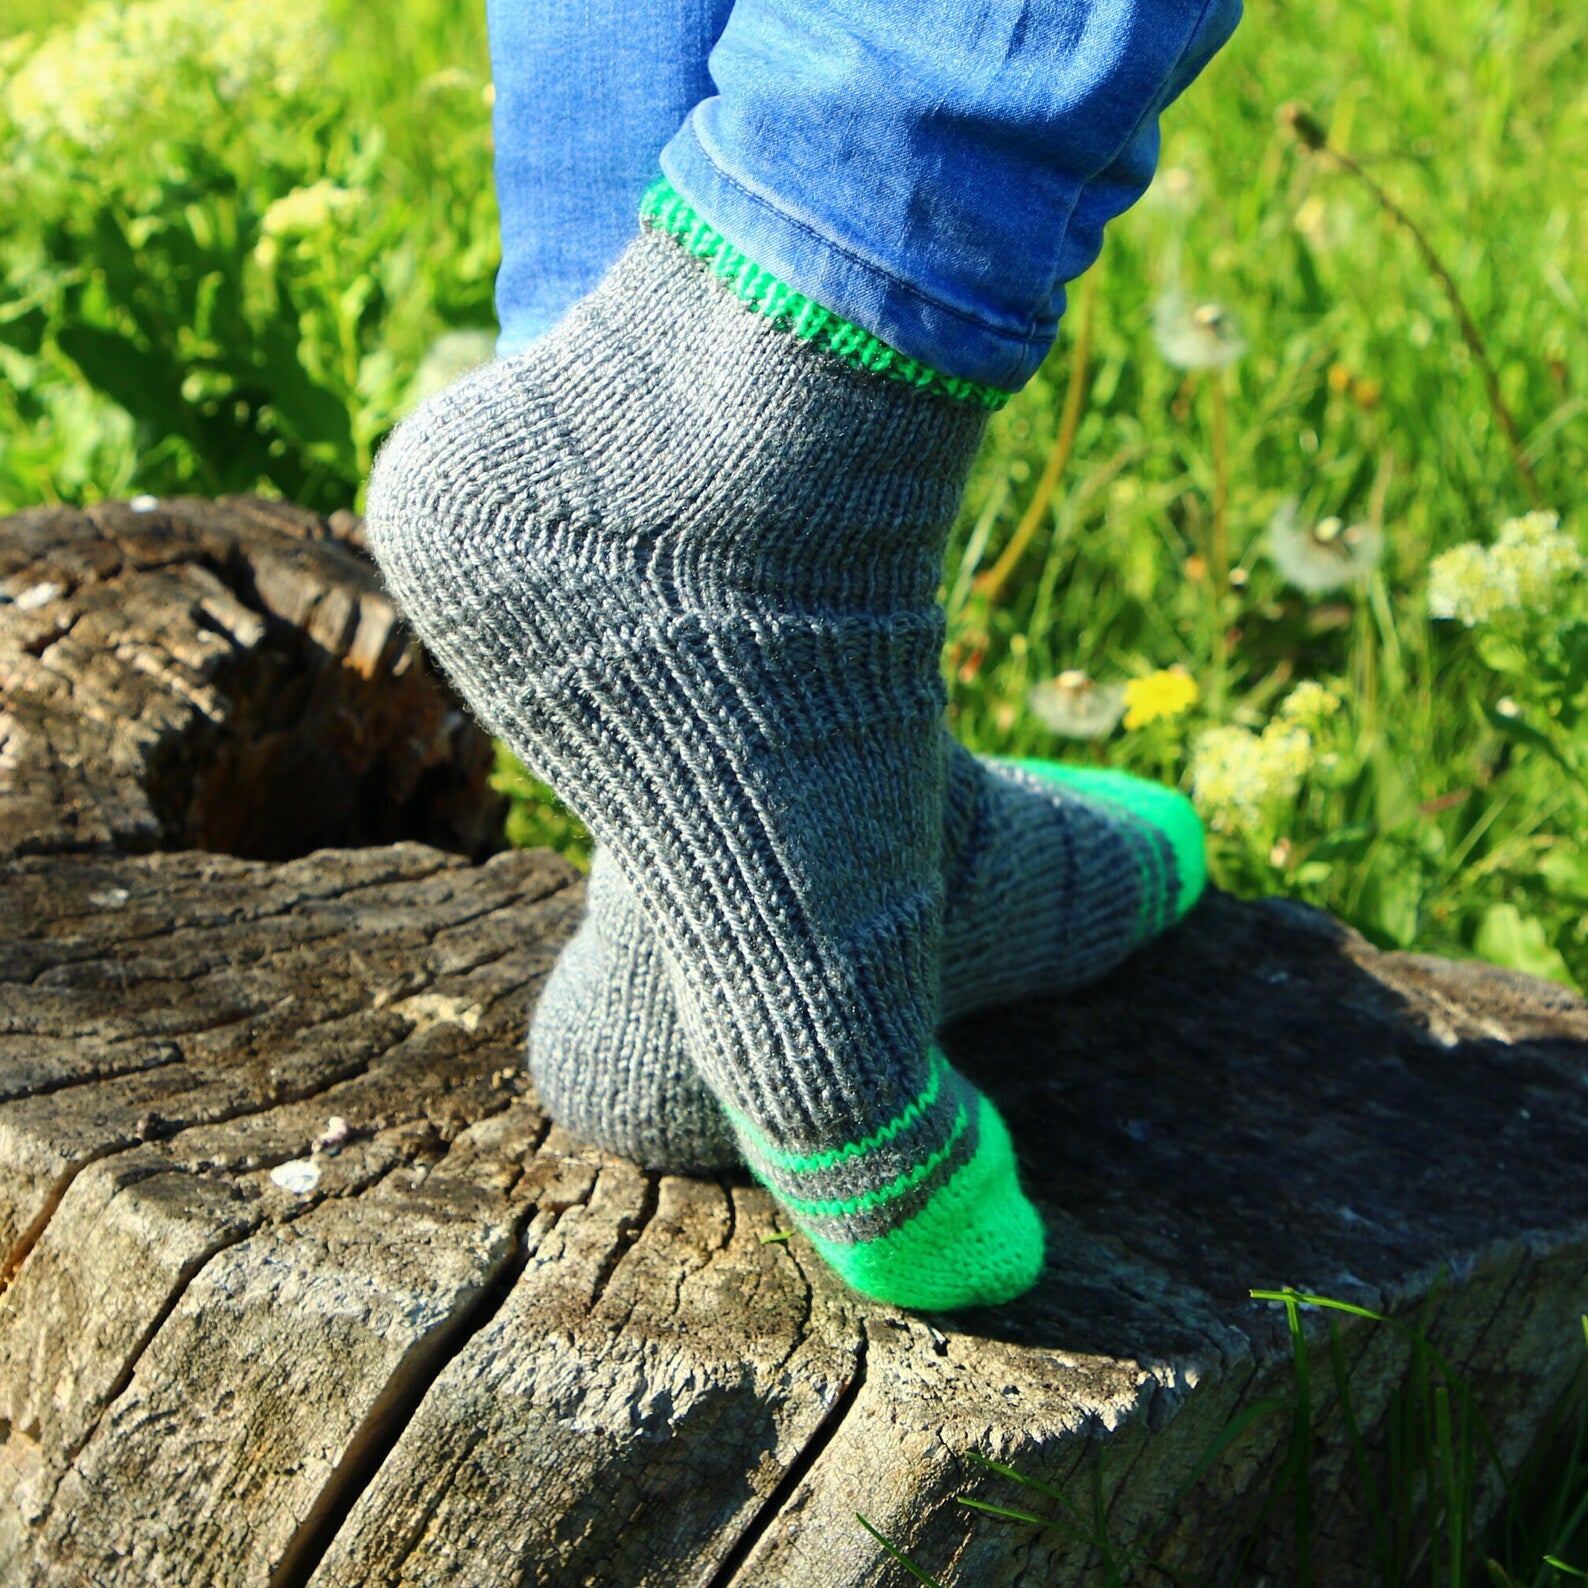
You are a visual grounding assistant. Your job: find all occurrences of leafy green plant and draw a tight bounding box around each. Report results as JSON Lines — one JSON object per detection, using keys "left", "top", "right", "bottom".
{"left": 0, "top": 0, "right": 497, "bottom": 510}
{"left": 489, "top": 744, "right": 592, "bottom": 871}
{"left": 3, "top": 0, "right": 1586, "bottom": 983}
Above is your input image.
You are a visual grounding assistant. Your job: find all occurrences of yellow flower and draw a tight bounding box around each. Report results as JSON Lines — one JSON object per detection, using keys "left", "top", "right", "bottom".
{"left": 1122, "top": 667, "right": 1199, "bottom": 730}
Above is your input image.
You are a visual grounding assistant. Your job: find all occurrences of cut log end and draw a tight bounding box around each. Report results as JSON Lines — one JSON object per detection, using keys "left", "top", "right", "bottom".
{"left": 0, "top": 495, "right": 504, "bottom": 863}
{"left": 0, "top": 499, "right": 1585, "bottom": 1587}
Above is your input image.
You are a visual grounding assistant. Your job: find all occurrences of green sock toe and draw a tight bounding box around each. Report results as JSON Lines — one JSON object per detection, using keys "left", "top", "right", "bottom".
{"left": 1003, "top": 758, "right": 1207, "bottom": 924}
{"left": 804, "top": 1097, "right": 1045, "bottom": 1311}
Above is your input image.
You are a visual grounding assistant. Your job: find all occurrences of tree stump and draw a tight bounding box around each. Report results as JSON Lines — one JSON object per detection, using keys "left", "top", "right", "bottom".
{"left": 1, "top": 498, "right": 1585, "bottom": 1587}
{"left": 0, "top": 496, "right": 502, "bottom": 861}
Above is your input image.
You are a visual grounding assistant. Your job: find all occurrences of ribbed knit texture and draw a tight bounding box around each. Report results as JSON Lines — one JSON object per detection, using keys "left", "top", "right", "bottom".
{"left": 640, "top": 180, "right": 1013, "bottom": 411}
{"left": 531, "top": 748, "right": 1206, "bottom": 1172}
{"left": 364, "top": 227, "right": 1042, "bottom": 1308}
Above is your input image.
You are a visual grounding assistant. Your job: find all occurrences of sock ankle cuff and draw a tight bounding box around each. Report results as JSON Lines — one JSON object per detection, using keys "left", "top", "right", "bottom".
{"left": 640, "top": 178, "right": 1012, "bottom": 412}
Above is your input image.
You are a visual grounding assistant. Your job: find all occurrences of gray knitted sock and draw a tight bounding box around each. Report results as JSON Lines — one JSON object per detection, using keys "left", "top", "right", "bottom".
{"left": 365, "top": 217, "right": 1045, "bottom": 1307}
{"left": 530, "top": 742, "right": 1206, "bottom": 1172}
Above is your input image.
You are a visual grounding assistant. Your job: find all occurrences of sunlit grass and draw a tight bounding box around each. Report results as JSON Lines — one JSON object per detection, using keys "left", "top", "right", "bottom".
{"left": 495, "top": 0, "right": 1587, "bottom": 983}
{"left": 3, "top": 0, "right": 1577, "bottom": 977}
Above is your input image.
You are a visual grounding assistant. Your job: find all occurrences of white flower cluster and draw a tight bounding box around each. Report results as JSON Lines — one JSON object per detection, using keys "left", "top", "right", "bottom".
{"left": 1427, "top": 511, "right": 1582, "bottom": 627}
{"left": 5, "top": 0, "right": 330, "bottom": 150}
{"left": 1190, "top": 681, "right": 1335, "bottom": 836}
{"left": 259, "top": 181, "right": 361, "bottom": 239}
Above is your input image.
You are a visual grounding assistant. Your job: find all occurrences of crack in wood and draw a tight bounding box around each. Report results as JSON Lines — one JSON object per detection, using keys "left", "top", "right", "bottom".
{"left": 705, "top": 1319, "right": 871, "bottom": 1588}
{"left": 267, "top": 1120, "right": 553, "bottom": 1588}
{"left": 0, "top": 1017, "right": 418, "bottom": 1295}
{"left": 585, "top": 1170, "right": 662, "bottom": 1317}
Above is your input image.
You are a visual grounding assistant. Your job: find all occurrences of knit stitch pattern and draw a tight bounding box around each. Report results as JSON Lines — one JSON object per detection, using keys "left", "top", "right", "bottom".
{"left": 364, "top": 227, "right": 1041, "bottom": 1307}
{"left": 640, "top": 179, "right": 1012, "bottom": 411}
{"left": 530, "top": 750, "right": 1206, "bottom": 1171}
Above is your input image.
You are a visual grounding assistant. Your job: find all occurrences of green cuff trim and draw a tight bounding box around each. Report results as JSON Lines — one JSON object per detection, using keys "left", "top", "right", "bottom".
{"left": 640, "top": 178, "right": 1012, "bottom": 412}
{"left": 724, "top": 1047, "right": 949, "bottom": 1176}
{"left": 1001, "top": 759, "right": 1209, "bottom": 925}
{"left": 805, "top": 1097, "right": 1045, "bottom": 1311}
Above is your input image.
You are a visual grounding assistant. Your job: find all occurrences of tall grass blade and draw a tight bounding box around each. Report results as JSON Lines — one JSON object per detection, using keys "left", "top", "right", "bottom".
{"left": 854, "top": 1514, "right": 946, "bottom": 1587}
{"left": 974, "top": 268, "right": 1098, "bottom": 605}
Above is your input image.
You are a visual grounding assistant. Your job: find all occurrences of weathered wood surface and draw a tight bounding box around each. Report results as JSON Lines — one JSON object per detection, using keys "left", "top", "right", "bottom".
{"left": 0, "top": 495, "right": 501, "bottom": 861}
{"left": 1, "top": 499, "right": 1586, "bottom": 1587}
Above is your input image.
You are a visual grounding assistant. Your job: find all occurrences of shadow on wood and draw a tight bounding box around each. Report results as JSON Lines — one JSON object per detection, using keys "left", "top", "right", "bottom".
{"left": 0, "top": 499, "right": 1584, "bottom": 1586}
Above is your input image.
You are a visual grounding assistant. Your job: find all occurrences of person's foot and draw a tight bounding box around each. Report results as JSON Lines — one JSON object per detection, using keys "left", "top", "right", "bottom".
{"left": 365, "top": 200, "right": 1042, "bottom": 1309}
{"left": 529, "top": 745, "right": 1205, "bottom": 1172}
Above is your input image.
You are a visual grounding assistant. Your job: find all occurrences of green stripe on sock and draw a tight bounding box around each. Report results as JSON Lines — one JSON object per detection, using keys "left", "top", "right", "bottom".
{"left": 774, "top": 1101, "right": 971, "bottom": 1219}
{"left": 725, "top": 1047, "right": 950, "bottom": 1175}
{"left": 1000, "top": 759, "right": 1208, "bottom": 926}
{"left": 805, "top": 1097, "right": 1045, "bottom": 1309}
{"left": 640, "top": 179, "right": 1012, "bottom": 412}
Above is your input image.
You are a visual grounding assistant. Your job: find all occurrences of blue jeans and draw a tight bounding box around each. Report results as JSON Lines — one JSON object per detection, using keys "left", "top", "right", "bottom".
{"left": 489, "top": 0, "right": 1239, "bottom": 389}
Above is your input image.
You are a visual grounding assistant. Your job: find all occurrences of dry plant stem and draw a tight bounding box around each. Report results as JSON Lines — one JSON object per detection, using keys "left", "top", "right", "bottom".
{"left": 975, "top": 267, "right": 1099, "bottom": 605}
{"left": 1209, "top": 370, "right": 1231, "bottom": 699}
{"left": 1282, "top": 104, "right": 1543, "bottom": 507}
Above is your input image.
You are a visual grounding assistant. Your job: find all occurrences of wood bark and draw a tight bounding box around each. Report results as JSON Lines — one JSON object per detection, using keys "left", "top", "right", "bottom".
{"left": 1, "top": 499, "right": 1585, "bottom": 1586}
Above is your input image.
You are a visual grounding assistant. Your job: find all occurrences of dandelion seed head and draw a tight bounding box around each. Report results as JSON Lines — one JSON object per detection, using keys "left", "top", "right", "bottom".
{"left": 1122, "top": 667, "right": 1199, "bottom": 730}
{"left": 1029, "top": 671, "right": 1126, "bottom": 739}
{"left": 1267, "top": 499, "right": 1385, "bottom": 594}
{"left": 1152, "top": 291, "right": 1247, "bottom": 371}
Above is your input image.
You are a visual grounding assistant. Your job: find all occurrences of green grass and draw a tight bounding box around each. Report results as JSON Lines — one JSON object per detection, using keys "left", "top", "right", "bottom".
{"left": 934, "top": 0, "right": 1588, "bottom": 987}
{"left": 1, "top": 0, "right": 1584, "bottom": 979}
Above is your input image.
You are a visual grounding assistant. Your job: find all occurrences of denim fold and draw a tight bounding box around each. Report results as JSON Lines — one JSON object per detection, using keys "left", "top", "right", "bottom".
{"left": 490, "top": 0, "right": 1239, "bottom": 387}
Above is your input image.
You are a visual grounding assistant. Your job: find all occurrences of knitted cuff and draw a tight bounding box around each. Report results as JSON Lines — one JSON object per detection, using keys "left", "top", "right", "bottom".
{"left": 640, "top": 178, "right": 1013, "bottom": 412}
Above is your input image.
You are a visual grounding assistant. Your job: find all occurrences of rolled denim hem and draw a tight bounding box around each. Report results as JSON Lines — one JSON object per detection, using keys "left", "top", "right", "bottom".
{"left": 661, "top": 126, "right": 1056, "bottom": 392}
